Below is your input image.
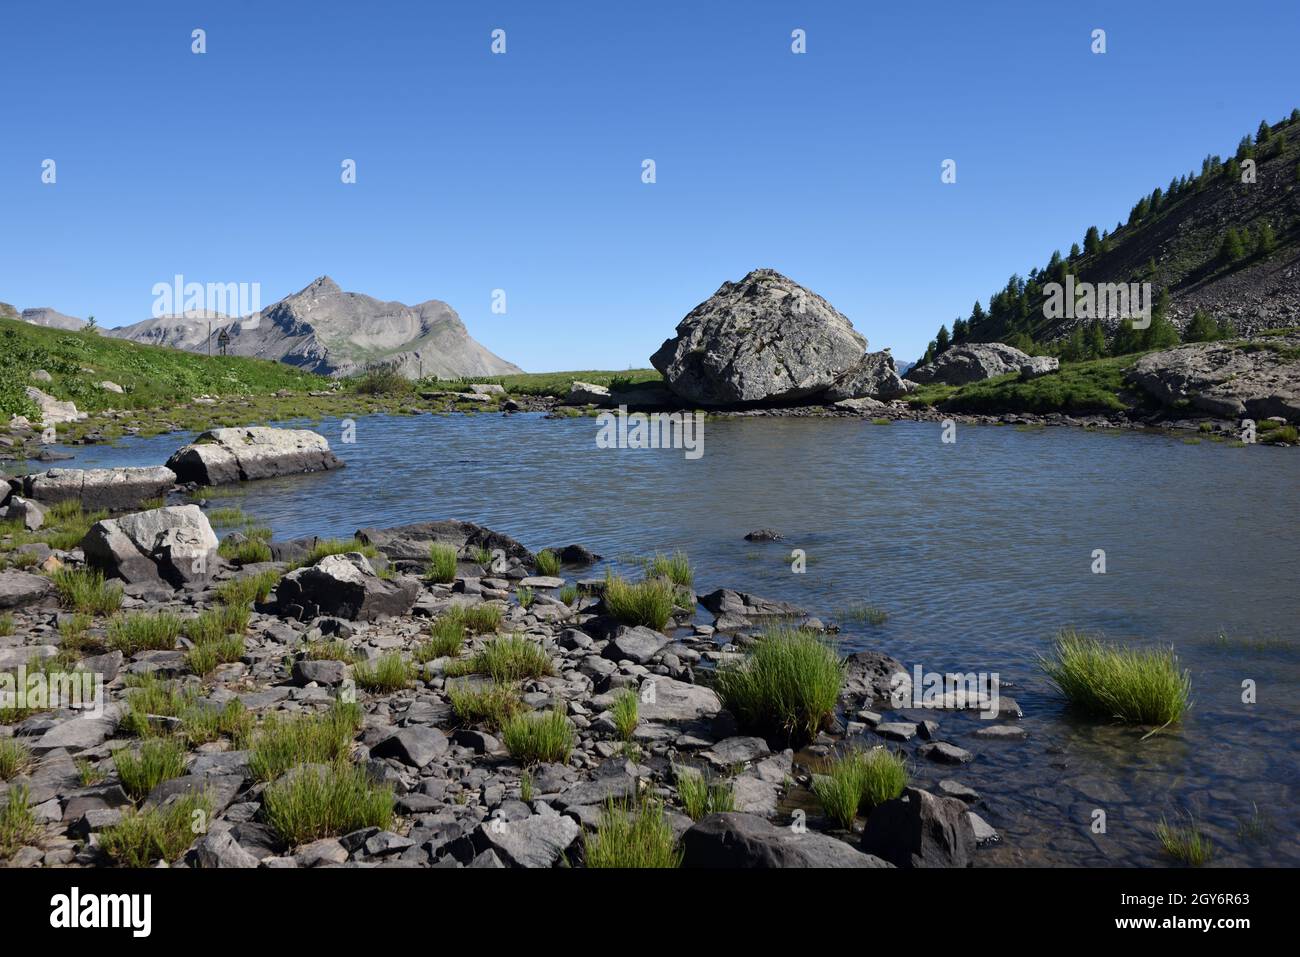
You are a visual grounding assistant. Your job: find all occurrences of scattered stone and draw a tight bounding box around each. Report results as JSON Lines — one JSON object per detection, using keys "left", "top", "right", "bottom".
{"left": 0, "top": 569, "right": 54, "bottom": 608}
{"left": 968, "top": 811, "right": 1000, "bottom": 846}
{"left": 918, "top": 741, "right": 973, "bottom": 764}
{"left": 973, "top": 724, "right": 1028, "bottom": 741}
{"left": 372, "top": 726, "right": 449, "bottom": 769}
{"left": 275, "top": 553, "right": 419, "bottom": 621}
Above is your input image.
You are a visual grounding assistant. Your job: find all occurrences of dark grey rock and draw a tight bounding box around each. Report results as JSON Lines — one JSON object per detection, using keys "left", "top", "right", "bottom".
{"left": 682, "top": 812, "right": 892, "bottom": 868}
{"left": 860, "top": 787, "right": 976, "bottom": 868}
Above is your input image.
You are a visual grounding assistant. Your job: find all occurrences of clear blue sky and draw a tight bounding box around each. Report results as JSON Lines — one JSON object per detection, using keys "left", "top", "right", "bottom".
{"left": 2, "top": 0, "right": 1297, "bottom": 369}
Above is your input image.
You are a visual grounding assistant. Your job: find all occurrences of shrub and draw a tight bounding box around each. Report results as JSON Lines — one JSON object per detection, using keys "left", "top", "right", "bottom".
{"left": 674, "top": 767, "right": 735, "bottom": 821}
{"left": 534, "top": 549, "right": 561, "bottom": 577}
{"left": 427, "top": 542, "right": 459, "bottom": 584}
{"left": 1039, "top": 629, "right": 1191, "bottom": 725}
{"left": 714, "top": 628, "right": 844, "bottom": 745}
{"left": 249, "top": 701, "right": 363, "bottom": 782}
{"left": 52, "top": 568, "right": 123, "bottom": 616}
{"left": 603, "top": 572, "right": 675, "bottom": 630}
{"left": 611, "top": 689, "right": 639, "bottom": 741}
{"left": 448, "top": 681, "right": 523, "bottom": 731}
{"left": 584, "top": 799, "right": 682, "bottom": 868}
{"left": 100, "top": 793, "right": 210, "bottom": 867}
{"left": 353, "top": 653, "right": 412, "bottom": 692}
{"left": 262, "top": 762, "right": 394, "bottom": 845}
{"left": 501, "top": 710, "right": 575, "bottom": 765}
{"left": 812, "top": 748, "right": 909, "bottom": 830}
{"left": 112, "top": 737, "right": 187, "bottom": 800}
{"left": 107, "top": 612, "right": 183, "bottom": 655}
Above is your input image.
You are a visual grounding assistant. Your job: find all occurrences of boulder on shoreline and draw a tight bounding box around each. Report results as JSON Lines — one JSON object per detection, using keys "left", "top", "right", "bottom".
{"left": 167, "top": 427, "right": 344, "bottom": 486}
{"left": 18, "top": 466, "right": 176, "bottom": 511}
{"left": 682, "top": 812, "right": 892, "bottom": 868}
{"left": 651, "top": 268, "right": 869, "bottom": 407}
{"left": 24, "top": 386, "right": 86, "bottom": 425}
{"left": 1126, "top": 336, "right": 1300, "bottom": 421}
{"left": 824, "top": 350, "right": 915, "bottom": 401}
{"left": 860, "top": 787, "right": 976, "bottom": 868}
{"left": 905, "top": 343, "right": 1033, "bottom": 386}
{"left": 356, "top": 519, "right": 535, "bottom": 566}
{"left": 82, "top": 505, "right": 219, "bottom": 587}
{"left": 275, "top": 552, "right": 419, "bottom": 621}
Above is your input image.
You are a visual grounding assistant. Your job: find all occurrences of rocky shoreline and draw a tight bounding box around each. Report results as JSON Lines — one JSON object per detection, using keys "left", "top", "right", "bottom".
{"left": 1, "top": 444, "right": 1013, "bottom": 867}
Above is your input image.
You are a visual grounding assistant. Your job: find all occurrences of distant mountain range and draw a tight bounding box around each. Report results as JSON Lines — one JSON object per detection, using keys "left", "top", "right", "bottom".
{"left": 3, "top": 277, "right": 520, "bottom": 379}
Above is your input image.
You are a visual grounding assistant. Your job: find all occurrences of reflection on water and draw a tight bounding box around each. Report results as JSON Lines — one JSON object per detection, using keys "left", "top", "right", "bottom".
{"left": 51, "top": 412, "right": 1300, "bottom": 865}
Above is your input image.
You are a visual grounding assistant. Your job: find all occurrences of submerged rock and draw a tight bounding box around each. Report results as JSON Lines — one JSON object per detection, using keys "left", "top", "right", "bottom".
{"left": 166, "top": 426, "right": 344, "bottom": 485}
{"left": 651, "top": 268, "right": 868, "bottom": 407}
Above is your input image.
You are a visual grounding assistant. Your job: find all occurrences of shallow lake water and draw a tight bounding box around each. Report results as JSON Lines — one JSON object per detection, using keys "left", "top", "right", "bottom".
{"left": 43, "top": 411, "right": 1300, "bottom": 866}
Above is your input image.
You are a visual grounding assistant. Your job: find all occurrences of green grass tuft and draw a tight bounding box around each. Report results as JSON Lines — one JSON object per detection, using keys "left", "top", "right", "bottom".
{"left": 1156, "top": 813, "right": 1215, "bottom": 865}
{"left": 112, "top": 737, "right": 187, "bottom": 800}
{"left": 52, "top": 567, "right": 123, "bottom": 616}
{"left": 811, "top": 747, "right": 909, "bottom": 830}
{"left": 107, "top": 612, "right": 183, "bottom": 655}
{"left": 353, "top": 653, "right": 412, "bottom": 692}
{"left": 100, "top": 793, "right": 210, "bottom": 867}
{"left": 248, "top": 701, "right": 363, "bottom": 782}
{"left": 262, "top": 761, "right": 394, "bottom": 846}
{"left": 583, "top": 799, "right": 682, "bottom": 868}
{"left": 216, "top": 569, "right": 281, "bottom": 606}
{"left": 501, "top": 709, "right": 575, "bottom": 765}
{"left": 603, "top": 571, "right": 675, "bottom": 630}
{"left": 458, "top": 635, "right": 554, "bottom": 682}
{"left": 713, "top": 628, "right": 844, "bottom": 745}
{"left": 0, "top": 738, "right": 34, "bottom": 780}
{"left": 426, "top": 542, "right": 459, "bottom": 584}
{"left": 1040, "top": 629, "right": 1191, "bottom": 726}
{"left": 611, "top": 688, "right": 639, "bottom": 741}
{"left": 0, "top": 786, "right": 40, "bottom": 858}
{"left": 534, "top": 549, "right": 561, "bottom": 577}
{"left": 674, "top": 767, "right": 736, "bottom": 821}
{"left": 448, "top": 681, "right": 524, "bottom": 731}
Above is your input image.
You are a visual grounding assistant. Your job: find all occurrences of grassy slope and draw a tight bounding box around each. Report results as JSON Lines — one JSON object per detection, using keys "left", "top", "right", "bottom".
{"left": 0, "top": 317, "right": 328, "bottom": 418}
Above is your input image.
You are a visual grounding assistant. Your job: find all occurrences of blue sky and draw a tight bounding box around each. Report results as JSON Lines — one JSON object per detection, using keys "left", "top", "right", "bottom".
{"left": 2, "top": 0, "right": 1297, "bottom": 369}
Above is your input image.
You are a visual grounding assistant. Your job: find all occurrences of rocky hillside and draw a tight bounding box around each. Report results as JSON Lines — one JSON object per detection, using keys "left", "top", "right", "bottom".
{"left": 925, "top": 109, "right": 1300, "bottom": 356}
{"left": 3, "top": 305, "right": 88, "bottom": 332}
{"left": 110, "top": 277, "right": 521, "bottom": 379}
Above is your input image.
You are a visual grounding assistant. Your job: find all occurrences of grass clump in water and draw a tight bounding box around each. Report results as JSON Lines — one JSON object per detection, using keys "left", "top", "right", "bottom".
{"left": 645, "top": 550, "right": 693, "bottom": 587}
{"left": 603, "top": 571, "right": 675, "bottom": 630}
{"left": 501, "top": 709, "right": 575, "bottom": 765}
{"left": 1156, "top": 813, "right": 1215, "bottom": 865}
{"left": 811, "top": 747, "right": 909, "bottom": 830}
{"left": 534, "top": 549, "right": 561, "bottom": 577}
{"left": 262, "top": 761, "right": 394, "bottom": 846}
{"left": 713, "top": 628, "right": 844, "bottom": 745}
{"left": 1039, "top": 629, "right": 1191, "bottom": 726}
{"left": 583, "top": 799, "right": 682, "bottom": 868}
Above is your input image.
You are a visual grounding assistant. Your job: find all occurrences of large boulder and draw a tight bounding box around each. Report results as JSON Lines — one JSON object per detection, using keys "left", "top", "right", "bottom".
{"left": 824, "top": 350, "right": 915, "bottom": 401}
{"left": 699, "top": 588, "right": 809, "bottom": 630}
{"left": 166, "top": 427, "right": 344, "bottom": 485}
{"left": 841, "top": 650, "right": 909, "bottom": 707}
{"left": 82, "top": 505, "right": 219, "bottom": 587}
{"left": 682, "top": 812, "right": 892, "bottom": 868}
{"left": 650, "top": 269, "right": 868, "bottom": 406}
{"left": 905, "top": 343, "right": 1032, "bottom": 386}
{"left": 1126, "top": 337, "right": 1300, "bottom": 421}
{"left": 275, "top": 553, "right": 418, "bottom": 621}
{"left": 1019, "top": 355, "right": 1060, "bottom": 379}
{"left": 860, "top": 787, "right": 976, "bottom": 868}
{"left": 21, "top": 466, "right": 176, "bottom": 511}
{"left": 355, "top": 519, "right": 534, "bottom": 565}
{"left": 565, "top": 381, "right": 611, "bottom": 405}
{"left": 24, "top": 386, "right": 86, "bottom": 425}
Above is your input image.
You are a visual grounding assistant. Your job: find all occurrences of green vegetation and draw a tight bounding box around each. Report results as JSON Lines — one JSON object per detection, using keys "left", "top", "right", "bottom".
{"left": 812, "top": 748, "right": 909, "bottom": 830}
{"left": 559, "top": 584, "right": 579, "bottom": 605}
{"left": 247, "top": 702, "right": 363, "bottom": 782}
{"left": 839, "top": 602, "right": 889, "bottom": 626}
{"left": 289, "top": 537, "right": 377, "bottom": 570}
{"left": 415, "top": 615, "right": 466, "bottom": 661}
{"left": 515, "top": 585, "right": 535, "bottom": 608}
{"left": 1156, "top": 813, "right": 1215, "bottom": 865}
{"left": 534, "top": 549, "right": 561, "bottom": 577}
{"left": 106, "top": 611, "right": 183, "bottom": 655}
{"left": 445, "top": 603, "right": 505, "bottom": 634}
{"left": 0, "top": 786, "right": 40, "bottom": 858}
{"left": 0, "top": 316, "right": 326, "bottom": 419}
{"left": 611, "top": 689, "right": 639, "bottom": 741}
{"left": 218, "top": 528, "right": 273, "bottom": 563}
{"left": 353, "top": 653, "right": 412, "bottom": 692}
{"left": 215, "top": 569, "right": 281, "bottom": 606}
{"left": 0, "top": 613, "right": 12, "bottom": 637}
{"left": 112, "top": 737, "right": 187, "bottom": 800}
{"left": 99, "top": 793, "right": 210, "bottom": 867}
{"left": 0, "top": 739, "right": 33, "bottom": 780}
{"left": 1039, "top": 629, "right": 1192, "bottom": 726}
{"left": 450, "top": 635, "right": 554, "bottom": 682}
{"left": 52, "top": 567, "right": 123, "bottom": 616}
{"left": 501, "top": 709, "right": 575, "bottom": 765}
{"left": 675, "top": 767, "right": 736, "bottom": 821}
{"left": 645, "top": 550, "right": 693, "bottom": 587}
{"left": 603, "top": 571, "right": 676, "bottom": 630}
{"left": 421, "top": 368, "right": 661, "bottom": 399}
{"left": 583, "top": 799, "right": 682, "bottom": 868}
{"left": 714, "top": 628, "right": 844, "bottom": 746}
{"left": 262, "top": 761, "right": 394, "bottom": 845}
{"left": 908, "top": 355, "right": 1133, "bottom": 415}
{"left": 448, "top": 681, "right": 524, "bottom": 731}
{"left": 426, "top": 542, "right": 459, "bottom": 584}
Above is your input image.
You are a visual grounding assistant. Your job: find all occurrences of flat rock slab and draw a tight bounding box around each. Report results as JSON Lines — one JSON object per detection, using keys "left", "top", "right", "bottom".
{"left": 0, "top": 569, "right": 54, "bottom": 608}
{"left": 166, "top": 426, "right": 343, "bottom": 485}
{"left": 603, "top": 625, "right": 669, "bottom": 665}
{"left": 701, "top": 736, "right": 770, "bottom": 768}
{"left": 682, "top": 812, "right": 892, "bottom": 868}
{"left": 474, "top": 814, "right": 580, "bottom": 868}
{"left": 372, "top": 726, "right": 449, "bottom": 768}
{"left": 972, "top": 724, "right": 1028, "bottom": 741}
{"left": 21, "top": 466, "right": 176, "bottom": 511}
{"left": 874, "top": 722, "right": 917, "bottom": 742}
{"left": 919, "top": 741, "right": 973, "bottom": 764}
